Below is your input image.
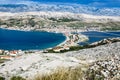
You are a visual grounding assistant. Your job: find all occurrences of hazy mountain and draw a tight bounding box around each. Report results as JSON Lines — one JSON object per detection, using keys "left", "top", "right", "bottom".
{"left": 0, "top": 3, "right": 119, "bottom": 16}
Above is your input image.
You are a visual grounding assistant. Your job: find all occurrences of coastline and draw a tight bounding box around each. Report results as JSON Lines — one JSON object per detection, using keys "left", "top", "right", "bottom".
{"left": 57, "top": 33, "right": 68, "bottom": 46}
{"left": 0, "top": 25, "right": 120, "bottom": 80}
{"left": 1, "top": 27, "right": 120, "bottom": 52}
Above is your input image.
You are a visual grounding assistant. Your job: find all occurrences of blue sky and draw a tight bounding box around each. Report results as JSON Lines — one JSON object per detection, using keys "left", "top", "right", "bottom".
{"left": 33, "top": 0, "right": 120, "bottom": 7}
{"left": 0, "top": 0, "right": 120, "bottom": 8}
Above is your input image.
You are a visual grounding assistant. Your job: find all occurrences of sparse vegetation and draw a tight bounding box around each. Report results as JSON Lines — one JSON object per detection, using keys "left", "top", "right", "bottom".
{"left": 47, "top": 45, "right": 90, "bottom": 53}
{"left": 10, "top": 76, "right": 26, "bottom": 80}
{"left": 86, "top": 69, "right": 104, "bottom": 80}
{"left": 0, "top": 76, "right": 5, "bottom": 80}
{"left": 67, "top": 21, "right": 120, "bottom": 30}
{"left": 49, "top": 17, "right": 78, "bottom": 22}
{"left": 0, "top": 17, "right": 120, "bottom": 31}
{"left": 47, "top": 38, "right": 120, "bottom": 53}
{"left": 1, "top": 60, "right": 119, "bottom": 80}
{"left": 32, "top": 66, "right": 85, "bottom": 80}
{"left": 0, "top": 59, "right": 8, "bottom": 64}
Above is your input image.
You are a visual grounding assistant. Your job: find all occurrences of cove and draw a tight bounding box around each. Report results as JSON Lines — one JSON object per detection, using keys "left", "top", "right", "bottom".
{"left": 80, "top": 31, "right": 120, "bottom": 45}
{"left": 0, "top": 28, "right": 66, "bottom": 50}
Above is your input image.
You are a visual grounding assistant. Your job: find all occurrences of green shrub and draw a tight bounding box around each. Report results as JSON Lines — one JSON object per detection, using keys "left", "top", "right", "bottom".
{"left": 0, "top": 76, "right": 5, "bottom": 80}
{"left": 10, "top": 76, "right": 26, "bottom": 80}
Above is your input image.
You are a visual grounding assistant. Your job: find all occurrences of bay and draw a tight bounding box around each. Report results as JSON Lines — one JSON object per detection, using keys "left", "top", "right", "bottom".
{"left": 0, "top": 28, "right": 66, "bottom": 50}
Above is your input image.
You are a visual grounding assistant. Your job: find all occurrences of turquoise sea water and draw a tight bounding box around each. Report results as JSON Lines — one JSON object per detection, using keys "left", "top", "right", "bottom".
{"left": 0, "top": 28, "right": 66, "bottom": 50}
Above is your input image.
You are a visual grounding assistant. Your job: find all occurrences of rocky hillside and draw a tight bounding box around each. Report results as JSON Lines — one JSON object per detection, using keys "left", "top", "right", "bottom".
{"left": 0, "top": 3, "right": 120, "bottom": 16}
{"left": 0, "top": 12, "right": 120, "bottom": 31}
{"left": 0, "top": 42, "right": 120, "bottom": 79}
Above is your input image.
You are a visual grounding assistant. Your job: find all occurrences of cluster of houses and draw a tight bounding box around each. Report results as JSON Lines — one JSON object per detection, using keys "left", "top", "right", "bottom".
{"left": 51, "top": 33, "right": 82, "bottom": 52}
{"left": 0, "top": 50, "right": 24, "bottom": 60}
{"left": 52, "top": 46, "right": 70, "bottom": 52}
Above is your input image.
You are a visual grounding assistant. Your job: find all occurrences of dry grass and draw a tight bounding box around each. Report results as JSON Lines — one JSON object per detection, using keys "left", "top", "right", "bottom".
{"left": 31, "top": 66, "right": 85, "bottom": 80}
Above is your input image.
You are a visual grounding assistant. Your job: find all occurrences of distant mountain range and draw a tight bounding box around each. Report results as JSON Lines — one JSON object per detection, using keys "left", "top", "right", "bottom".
{"left": 0, "top": 3, "right": 120, "bottom": 16}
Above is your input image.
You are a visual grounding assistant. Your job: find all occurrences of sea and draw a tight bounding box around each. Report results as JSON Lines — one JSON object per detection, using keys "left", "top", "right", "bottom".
{"left": 80, "top": 31, "right": 120, "bottom": 45}
{"left": 0, "top": 28, "right": 66, "bottom": 50}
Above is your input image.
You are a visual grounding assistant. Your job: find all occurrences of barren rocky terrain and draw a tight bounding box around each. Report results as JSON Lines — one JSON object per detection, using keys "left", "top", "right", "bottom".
{"left": 0, "top": 42, "right": 119, "bottom": 79}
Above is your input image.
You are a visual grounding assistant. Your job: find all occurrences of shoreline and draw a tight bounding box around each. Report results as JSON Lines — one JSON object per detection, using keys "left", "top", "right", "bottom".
{"left": 1, "top": 27, "right": 120, "bottom": 51}
{"left": 0, "top": 27, "right": 90, "bottom": 60}
{"left": 0, "top": 28, "right": 120, "bottom": 79}
{"left": 1, "top": 27, "right": 120, "bottom": 53}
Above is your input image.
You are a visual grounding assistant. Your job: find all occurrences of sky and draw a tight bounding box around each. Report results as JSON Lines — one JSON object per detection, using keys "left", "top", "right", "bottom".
{"left": 0, "top": 0, "right": 120, "bottom": 8}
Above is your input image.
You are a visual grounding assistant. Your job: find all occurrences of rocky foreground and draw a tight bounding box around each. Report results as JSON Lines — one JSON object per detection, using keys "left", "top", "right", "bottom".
{"left": 0, "top": 42, "right": 120, "bottom": 80}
